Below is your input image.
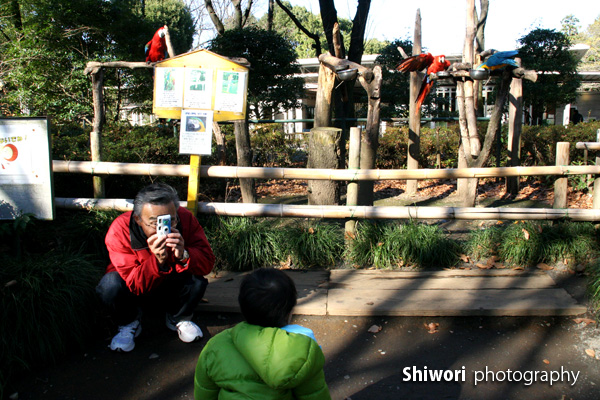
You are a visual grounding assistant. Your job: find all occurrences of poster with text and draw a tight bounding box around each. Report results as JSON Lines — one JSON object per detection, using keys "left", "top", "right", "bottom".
{"left": 155, "top": 67, "right": 184, "bottom": 108}
{"left": 214, "top": 70, "right": 247, "bottom": 113}
{"left": 0, "top": 117, "right": 53, "bottom": 220}
{"left": 180, "top": 109, "right": 213, "bottom": 155}
{"left": 183, "top": 68, "right": 214, "bottom": 109}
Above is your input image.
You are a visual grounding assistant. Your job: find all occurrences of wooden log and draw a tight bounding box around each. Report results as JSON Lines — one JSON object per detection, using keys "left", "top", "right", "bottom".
{"left": 52, "top": 160, "right": 600, "bottom": 180}
{"left": 554, "top": 142, "right": 570, "bottom": 209}
{"left": 345, "top": 127, "right": 361, "bottom": 235}
{"left": 576, "top": 142, "right": 600, "bottom": 151}
{"left": 506, "top": 58, "right": 523, "bottom": 194}
{"left": 55, "top": 198, "right": 600, "bottom": 221}
{"left": 407, "top": 9, "right": 422, "bottom": 196}
{"left": 84, "top": 61, "right": 153, "bottom": 75}
{"left": 594, "top": 130, "right": 600, "bottom": 209}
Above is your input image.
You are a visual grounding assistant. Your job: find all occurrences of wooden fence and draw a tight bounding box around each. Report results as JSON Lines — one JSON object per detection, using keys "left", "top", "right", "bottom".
{"left": 53, "top": 141, "right": 600, "bottom": 221}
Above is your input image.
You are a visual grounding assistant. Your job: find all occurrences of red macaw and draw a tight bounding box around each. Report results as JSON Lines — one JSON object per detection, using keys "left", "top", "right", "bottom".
{"left": 416, "top": 55, "right": 451, "bottom": 109}
{"left": 395, "top": 52, "right": 434, "bottom": 73}
{"left": 396, "top": 53, "right": 451, "bottom": 110}
{"left": 145, "top": 26, "right": 168, "bottom": 63}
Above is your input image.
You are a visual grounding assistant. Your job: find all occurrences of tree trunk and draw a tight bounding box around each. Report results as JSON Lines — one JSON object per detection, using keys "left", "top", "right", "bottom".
{"left": 407, "top": 9, "right": 422, "bottom": 196}
{"left": 506, "top": 59, "right": 523, "bottom": 194}
{"left": 90, "top": 67, "right": 105, "bottom": 198}
{"left": 308, "top": 127, "right": 341, "bottom": 205}
{"left": 233, "top": 120, "right": 256, "bottom": 203}
{"left": 357, "top": 66, "right": 382, "bottom": 206}
{"left": 213, "top": 121, "right": 227, "bottom": 166}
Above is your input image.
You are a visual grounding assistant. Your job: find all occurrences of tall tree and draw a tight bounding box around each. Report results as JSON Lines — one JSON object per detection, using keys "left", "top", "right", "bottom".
{"left": 575, "top": 15, "right": 600, "bottom": 71}
{"left": 518, "top": 28, "right": 580, "bottom": 125}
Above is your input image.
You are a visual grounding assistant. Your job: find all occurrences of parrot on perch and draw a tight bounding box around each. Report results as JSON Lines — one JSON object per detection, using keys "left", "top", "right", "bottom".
{"left": 145, "top": 26, "right": 168, "bottom": 63}
{"left": 475, "top": 50, "right": 519, "bottom": 71}
{"left": 396, "top": 53, "right": 451, "bottom": 110}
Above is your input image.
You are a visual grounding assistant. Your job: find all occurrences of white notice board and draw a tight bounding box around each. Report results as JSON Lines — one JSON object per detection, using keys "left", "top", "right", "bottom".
{"left": 0, "top": 117, "right": 54, "bottom": 220}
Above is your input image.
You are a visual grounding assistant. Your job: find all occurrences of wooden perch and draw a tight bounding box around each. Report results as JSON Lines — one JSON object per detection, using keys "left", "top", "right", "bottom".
{"left": 318, "top": 53, "right": 373, "bottom": 83}
{"left": 84, "top": 61, "right": 153, "bottom": 75}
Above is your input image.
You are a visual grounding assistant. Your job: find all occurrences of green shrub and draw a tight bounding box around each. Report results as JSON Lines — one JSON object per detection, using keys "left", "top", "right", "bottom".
{"left": 346, "top": 221, "right": 460, "bottom": 269}
{"left": 539, "top": 221, "right": 599, "bottom": 265}
{"left": 206, "top": 217, "right": 281, "bottom": 271}
{"left": 465, "top": 226, "right": 503, "bottom": 261}
{"left": 280, "top": 222, "right": 344, "bottom": 268}
{"left": 498, "top": 221, "right": 545, "bottom": 266}
{"left": 0, "top": 250, "right": 102, "bottom": 393}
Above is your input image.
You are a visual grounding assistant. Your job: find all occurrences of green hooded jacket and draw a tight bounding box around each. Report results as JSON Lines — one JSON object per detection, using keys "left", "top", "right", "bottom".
{"left": 194, "top": 322, "right": 331, "bottom": 400}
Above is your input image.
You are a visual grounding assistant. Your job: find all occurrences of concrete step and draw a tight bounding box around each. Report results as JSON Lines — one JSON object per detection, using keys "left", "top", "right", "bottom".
{"left": 196, "top": 269, "right": 587, "bottom": 317}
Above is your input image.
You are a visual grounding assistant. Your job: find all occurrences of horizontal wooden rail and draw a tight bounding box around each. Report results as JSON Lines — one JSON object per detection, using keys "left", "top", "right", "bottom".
{"left": 55, "top": 198, "right": 600, "bottom": 221}
{"left": 576, "top": 142, "right": 600, "bottom": 151}
{"left": 52, "top": 160, "right": 600, "bottom": 181}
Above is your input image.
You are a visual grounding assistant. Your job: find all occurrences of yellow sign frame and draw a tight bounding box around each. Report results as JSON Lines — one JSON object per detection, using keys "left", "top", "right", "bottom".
{"left": 152, "top": 49, "right": 250, "bottom": 213}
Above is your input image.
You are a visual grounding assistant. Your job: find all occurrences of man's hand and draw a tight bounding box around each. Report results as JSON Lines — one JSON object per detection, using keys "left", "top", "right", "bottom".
{"left": 166, "top": 227, "right": 185, "bottom": 260}
{"left": 148, "top": 233, "right": 169, "bottom": 266}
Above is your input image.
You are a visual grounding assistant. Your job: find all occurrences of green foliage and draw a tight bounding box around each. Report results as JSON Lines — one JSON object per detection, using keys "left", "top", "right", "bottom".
{"left": 0, "top": 0, "right": 194, "bottom": 125}
{"left": 497, "top": 221, "right": 598, "bottom": 267}
{"left": 208, "top": 27, "right": 305, "bottom": 120}
{"left": 251, "top": 123, "right": 307, "bottom": 167}
{"left": 518, "top": 28, "right": 581, "bottom": 125}
{"left": 574, "top": 15, "right": 600, "bottom": 71}
{"left": 499, "top": 221, "right": 545, "bottom": 266}
{"left": 465, "top": 226, "right": 503, "bottom": 261}
{"left": 280, "top": 222, "right": 344, "bottom": 268}
{"left": 0, "top": 250, "right": 103, "bottom": 393}
{"left": 346, "top": 221, "right": 460, "bottom": 269}
{"left": 206, "top": 217, "right": 281, "bottom": 271}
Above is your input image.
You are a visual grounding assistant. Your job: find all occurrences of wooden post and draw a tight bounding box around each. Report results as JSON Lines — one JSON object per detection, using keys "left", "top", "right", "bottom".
{"left": 406, "top": 9, "right": 422, "bottom": 195}
{"left": 506, "top": 58, "right": 523, "bottom": 194}
{"left": 163, "top": 25, "right": 175, "bottom": 59}
{"left": 593, "top": 130, "right": 600, "bottom": 209}
{"left": 187, "top": 155, "right": 201, "bottom": 214}
{"left": 314, "top": 62, "right": 336, "bottom": 128}
{"left": 308, "top": 127, "right": 342, "bottom": 205}
{"left": 90, "top": 67, "right": 105, "bottom": 198}
{"left": 554, "top": 142, "right": 570, "bottom": 209}
{"left": 345, "top": 127, "right": 361, "bottom": 236}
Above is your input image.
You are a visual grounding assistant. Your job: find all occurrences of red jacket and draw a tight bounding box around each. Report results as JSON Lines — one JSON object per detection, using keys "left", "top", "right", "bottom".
{"left": 105, "top": 207, "right": 215, "bottom": 295}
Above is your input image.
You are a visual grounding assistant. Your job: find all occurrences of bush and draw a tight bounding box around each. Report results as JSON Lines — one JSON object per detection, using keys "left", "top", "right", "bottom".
{"left": 0, "top": 250, "right": 103, "bottom": 395}
{"left": 280, "top": 222, "right": 344, "bottom": 268}
{"left": 346, "top": 220, "right": 461, "bottom": 269}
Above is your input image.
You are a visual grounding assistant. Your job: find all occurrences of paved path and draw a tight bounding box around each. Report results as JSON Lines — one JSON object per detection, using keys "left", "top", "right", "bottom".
{"left": 196, "top": 269, "right": 587, "bottom": 317}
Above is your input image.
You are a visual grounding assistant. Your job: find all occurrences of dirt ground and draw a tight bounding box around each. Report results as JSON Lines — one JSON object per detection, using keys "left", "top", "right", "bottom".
{"left": 9, "top": 308, "right": 600, "bottom": 400}
{"left": 8, "top": 178, "right": 600, "bottom": 400}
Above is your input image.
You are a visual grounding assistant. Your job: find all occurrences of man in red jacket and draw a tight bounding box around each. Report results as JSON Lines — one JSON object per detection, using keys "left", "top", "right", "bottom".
{"left": 96, "top": 183, "right": 215, "bottom": 352}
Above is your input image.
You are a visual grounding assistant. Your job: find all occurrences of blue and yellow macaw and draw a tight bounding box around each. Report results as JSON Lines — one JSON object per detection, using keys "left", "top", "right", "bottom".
{"left": 476, "top": 50, "right": 519, "bottom": 71}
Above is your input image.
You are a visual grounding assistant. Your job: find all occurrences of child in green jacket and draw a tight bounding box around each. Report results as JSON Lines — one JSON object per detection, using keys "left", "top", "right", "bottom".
{"left": 194, "top": 268, "right": 331, "bottom": 400}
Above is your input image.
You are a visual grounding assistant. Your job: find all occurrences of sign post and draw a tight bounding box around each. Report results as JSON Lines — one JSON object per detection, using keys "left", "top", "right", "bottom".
{"left": 152, "top": 49, "right": 249, "bottom": 214}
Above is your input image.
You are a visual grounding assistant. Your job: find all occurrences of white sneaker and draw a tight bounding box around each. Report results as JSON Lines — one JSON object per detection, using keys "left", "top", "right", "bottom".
{"left": 110, "top": 320, "right": 141, "bottom": 352}
{"left": 166, "top": 314, "right": 203, "bottom": 343}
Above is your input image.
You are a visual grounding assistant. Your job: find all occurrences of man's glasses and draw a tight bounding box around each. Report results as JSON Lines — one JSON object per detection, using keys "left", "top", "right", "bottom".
{"left": 142, "top": 215, "right": 179, "bottom": 230}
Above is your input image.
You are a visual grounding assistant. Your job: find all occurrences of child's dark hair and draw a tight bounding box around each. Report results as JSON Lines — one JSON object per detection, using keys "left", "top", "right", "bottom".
{"left": 238, "top": 268, "right": 297, "bottom": 328}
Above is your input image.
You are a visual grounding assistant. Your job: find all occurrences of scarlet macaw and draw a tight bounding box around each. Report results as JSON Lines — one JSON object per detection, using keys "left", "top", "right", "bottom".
{"left": 476, "top": 50, "right": 519, "bottom": 71}
{"left": 396, "top": 53, "right": 451, "bottom": 110}
{"left": 145, "top": 26, "right": 168, "bottom": 63}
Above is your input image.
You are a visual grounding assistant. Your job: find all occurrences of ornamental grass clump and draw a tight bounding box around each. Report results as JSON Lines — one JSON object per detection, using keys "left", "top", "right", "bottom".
{"left": 347, "top": 221, "right": 460, "bottom": 269}
{"left": 0, "top": 250, "right": 102, "bottom": 392}
{"left": 281, "top": 222, "right": 344, "bottom": 268}
{"left": 465, "top": 226, "right": 503, "bottom": 261}
{"left": 498, "top": 221, "right": 544, "bottom": 266}
{"left": 539, "top": 221, "right": 599, "bottom": 266}
{"left": 207, "top": 217, "right": 281, "bottom": 271}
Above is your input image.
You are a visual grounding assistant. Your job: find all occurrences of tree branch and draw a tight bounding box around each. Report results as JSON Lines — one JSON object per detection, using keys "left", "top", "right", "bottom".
{"left": 275, "top": 0, "right": 321, "bottom": 56}
{"left": 204, "top": 0, "right": 225, "bottom": 35}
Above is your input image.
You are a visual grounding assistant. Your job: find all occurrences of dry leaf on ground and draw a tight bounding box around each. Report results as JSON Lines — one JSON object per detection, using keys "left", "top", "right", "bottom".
{"left": 476, "top": 263, "right": 492, "bottom": 269}
{"left": 573, "top": 318, "right": 596, "bottom": 326}
{"left": 585, "top": 349, "right": 596, "bottom": 358}
{"left": 368, "top": 325, "right": 382, "bottom": 333}
{"left": 543, "top": 359, "right": 550, "bottom": 364}
{"left": 536, "top": 263, "right": 554, "bottom": 271}
{"left": 522, "top": 229, "right": 530, "bottom": 240}
{"left": 424, "top": 322, "right": 439, "bottom": 334}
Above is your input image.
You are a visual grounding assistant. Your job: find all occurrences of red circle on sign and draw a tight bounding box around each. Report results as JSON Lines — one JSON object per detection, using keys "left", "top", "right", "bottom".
{"left": 2, "top": 144, "right": 18, "bottom": 162}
